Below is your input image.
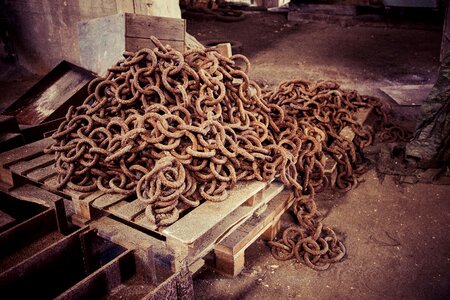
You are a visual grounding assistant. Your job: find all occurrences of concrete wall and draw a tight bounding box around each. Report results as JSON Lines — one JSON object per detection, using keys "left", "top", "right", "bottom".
{"left": 1, "top": 0, "right": 181, "bottom": 75}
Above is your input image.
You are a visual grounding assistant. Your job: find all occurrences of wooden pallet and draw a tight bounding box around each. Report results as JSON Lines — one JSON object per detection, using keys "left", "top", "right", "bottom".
{"left": 213, "top": 189, "right": 294, "bottom": 277}
{"left": 0, "top": 138, "right": 286, "bottom": 275}
{"left": 163, "top": 181, "right": 284, "bottom": 271}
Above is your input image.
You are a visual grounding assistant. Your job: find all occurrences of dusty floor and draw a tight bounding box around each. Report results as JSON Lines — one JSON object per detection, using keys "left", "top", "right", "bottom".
{"left": 187, "top": 11, "right": 450, "bottom": 300}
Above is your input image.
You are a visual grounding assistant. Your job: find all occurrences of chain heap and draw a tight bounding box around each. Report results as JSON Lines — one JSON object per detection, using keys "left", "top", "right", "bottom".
{"left": 46, "top": 37, "right": 382, "bottom": 270}
{"left": 263, "top": 80, "right": 379, "bottom": 270}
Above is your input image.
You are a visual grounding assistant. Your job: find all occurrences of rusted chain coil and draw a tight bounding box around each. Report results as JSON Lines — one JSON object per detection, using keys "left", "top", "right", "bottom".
{"left": 46, "top": 36, "right": 383, "bottom": 270}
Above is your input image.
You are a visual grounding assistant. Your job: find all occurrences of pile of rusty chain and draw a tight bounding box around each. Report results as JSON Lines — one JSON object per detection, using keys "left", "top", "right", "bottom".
{"left": 46, "top": 37, "right": 280, "bottom": 226}
{"left": 262, "top": 80, "right": 382, "bottom": 270}
{"left": 46, "top": 36, "right": 382, "bottom": 270}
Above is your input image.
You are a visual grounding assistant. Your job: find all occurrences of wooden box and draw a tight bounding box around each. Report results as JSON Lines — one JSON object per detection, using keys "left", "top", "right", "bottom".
{"left": 78, "top": 13, "right": 186, "bottom": 76}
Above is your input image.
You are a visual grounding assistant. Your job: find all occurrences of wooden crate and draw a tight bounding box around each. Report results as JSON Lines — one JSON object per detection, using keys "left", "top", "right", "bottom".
{"left": 79, "top": 13, "right": 186, "bottom": 75}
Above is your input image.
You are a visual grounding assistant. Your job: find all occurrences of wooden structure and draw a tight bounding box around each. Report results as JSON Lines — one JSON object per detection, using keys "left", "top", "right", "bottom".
{"left": 79, "top": 14, "right": 186, "bottom": 75}
{"left": 0, "top": 61, "right": 95, "bottom": 147}
{"left": 0, "top": 136, "right": 292, "bottom": 282}
{"left": 0, "top": 176, "right": 192, "bottom": 298}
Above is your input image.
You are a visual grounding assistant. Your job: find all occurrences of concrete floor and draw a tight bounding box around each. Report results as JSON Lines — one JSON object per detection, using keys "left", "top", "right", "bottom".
{"left": 187, "top": 11, "right": 450, "bottom": 300}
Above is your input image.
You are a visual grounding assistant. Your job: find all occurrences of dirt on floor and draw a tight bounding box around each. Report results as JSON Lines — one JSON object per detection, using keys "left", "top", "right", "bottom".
{"left": 186, "top": 11, "right": 450, "bottom": 300}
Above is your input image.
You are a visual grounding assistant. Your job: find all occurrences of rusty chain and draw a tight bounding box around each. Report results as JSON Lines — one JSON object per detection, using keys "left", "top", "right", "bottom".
{"left": 45, "top": 36, "right": 387, "bottom": 271}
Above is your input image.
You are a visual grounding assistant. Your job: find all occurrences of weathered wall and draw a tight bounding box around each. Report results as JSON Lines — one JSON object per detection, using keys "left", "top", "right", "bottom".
{"left": 1, "top": 0, "right": 181, "bottom": 75}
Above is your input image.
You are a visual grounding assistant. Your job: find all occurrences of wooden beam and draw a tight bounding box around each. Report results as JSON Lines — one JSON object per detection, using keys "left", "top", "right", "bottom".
{"left": 10, "top": 184, "right": 69, "bottom": 234}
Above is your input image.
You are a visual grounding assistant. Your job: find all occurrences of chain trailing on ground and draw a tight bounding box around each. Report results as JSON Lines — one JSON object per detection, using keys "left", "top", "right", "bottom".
{"left": 46, "top": 36, "right": 385, "bottom": 271}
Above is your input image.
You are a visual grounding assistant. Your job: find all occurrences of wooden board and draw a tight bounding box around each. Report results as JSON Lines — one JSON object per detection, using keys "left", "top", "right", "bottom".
{"left": 10, "top": 184, "right": 69, "bottom": 234}
{"left": 0, "top": 137, "right": 53, "bottom": 186}
{"left": 213, "top": 190, "right": 293, "bottom": 277}
{"left": 164, "top": 181, "right": 284, "bottom": 271}
{"left": 9, "top": 154, "right": 54, "bottom": 176}
{"left": 91, "top": 216, "right": 170, "bottom": 284}
{"left": 125, "top": 37, "right": 185, "bottom": 52}
{"left": 0, "top": 137, "right": 286, "bottom": 274}
{"left": 2, "top": 61, "right": 94, "bottom": 125}
{"left": 0, "top": 210, "right": 16, "bottom": 232}
{"left": 163, "top": 181, "right": 272, "bottom": 244}
{"left": 125, "top": 14, "right": 185, "bottom": 40}
{"left": 215, "top": 189, "right": 293, "bottom": 256}
{"left": 79, "top": 13, "right": 186, "bottom": 75}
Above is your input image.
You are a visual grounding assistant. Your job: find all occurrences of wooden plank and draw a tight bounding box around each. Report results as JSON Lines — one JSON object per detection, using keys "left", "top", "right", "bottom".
{"left": 71, "top": 190, "right": 105, "bottom": 220}
{"left": 111, "top": 199, "right": 147, "bottom": 221}
{"left": 192, "top": 182, "right": 284, "bottom": 257}
{"left": 0, "top": 132, "right": 25, "bottom": 153}
{"left": 125, "top": 14, "right": 185, "bottom": 40}
{"left": 0, "top": 209, "right": 57, "bottom": 259}
{"left": 14, "top": 71, "right": 87, "bottom": 125}
{"left": 165, "top": 182, "right": 284, "bottom": 272}
{"left": 0, "top": 227, "right": 89, "bottom": 299}
{"left": 92, "top": 193, "right": 131, "bottom": 209}
{"left": 10, "top": 184, "right": 69, "bottom": 233}
{"left": 10, "top": 184, "right": 61, "bottom": 207}
{"left": 162, "top": 180, "right": 269, "bottom": 245}
{"left": 213, "top": 190, "right": 293, "bottom": 277}
{"left": 41, "top": 175, "right": 60, "bottom": 190}
{"left": 9, "top": 153, "right": 54, "bottom": 175}
{"left": 215, "top": 190, "right": 293, "bottom": 256}
{"left": 78, "top": 13, "right": 126, "bottom": 76}
{"left": 54, "top": 249, "right": 134, "bottom": 300}
{"left": 125, "top": 37, "right": 185, "bottom": 52}
{"left": 353, "top": 106, "right": 373, "bottom": 124}
{"left": 26, "top": 164, "right": 58, "bottom": 183}
{"left": 216, "top": 43, "right": 232, "bottom": 58}
{"left": 0, "top": 210, "right": 16, "bottom": 232}
{"left": 0, "top": 115, "right": 20, "bottom": 132}
{"left": 0, "top": 137, "right": 53, "bottom": 185}
{"left": 134, "top": 213, "right": 158, "bottom": 231}
{"left": 214, "top": 249, "right": 245, "bottom": 278}
{"left": 41, "top": 175, "right": 87, "bottom": 202}
{"left": 92, "top": 217, "right": 168, "bottom": 284}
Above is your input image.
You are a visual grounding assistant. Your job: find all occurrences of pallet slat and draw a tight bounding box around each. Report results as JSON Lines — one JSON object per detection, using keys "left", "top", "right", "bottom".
{"left": 9, "top": 154, "right": 54, "bottom": 176}
{"left": 165, "top": 182, "right": 284, "bottom": 272}
{"left": 26, "top": 164, "right": 57, "bottom": 183}
{"left": 163, "top": 180, "right": 269, "bottom": 245}
{"left": 111, "top": 199, "right": 147, "bottom": 221}
{"left": 0, "top": 137, "right": 53, "bottom": 185}
{"left": 92, "top": 194, "right": 130, "bottom": 209}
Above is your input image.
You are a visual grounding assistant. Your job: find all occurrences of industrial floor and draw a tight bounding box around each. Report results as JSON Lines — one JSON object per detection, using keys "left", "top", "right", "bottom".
{"left": 186, "top": 11, "right": 450, "bottom": 300}
{"left": 0, "top": 9, "right": 449, "bottom": 300}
